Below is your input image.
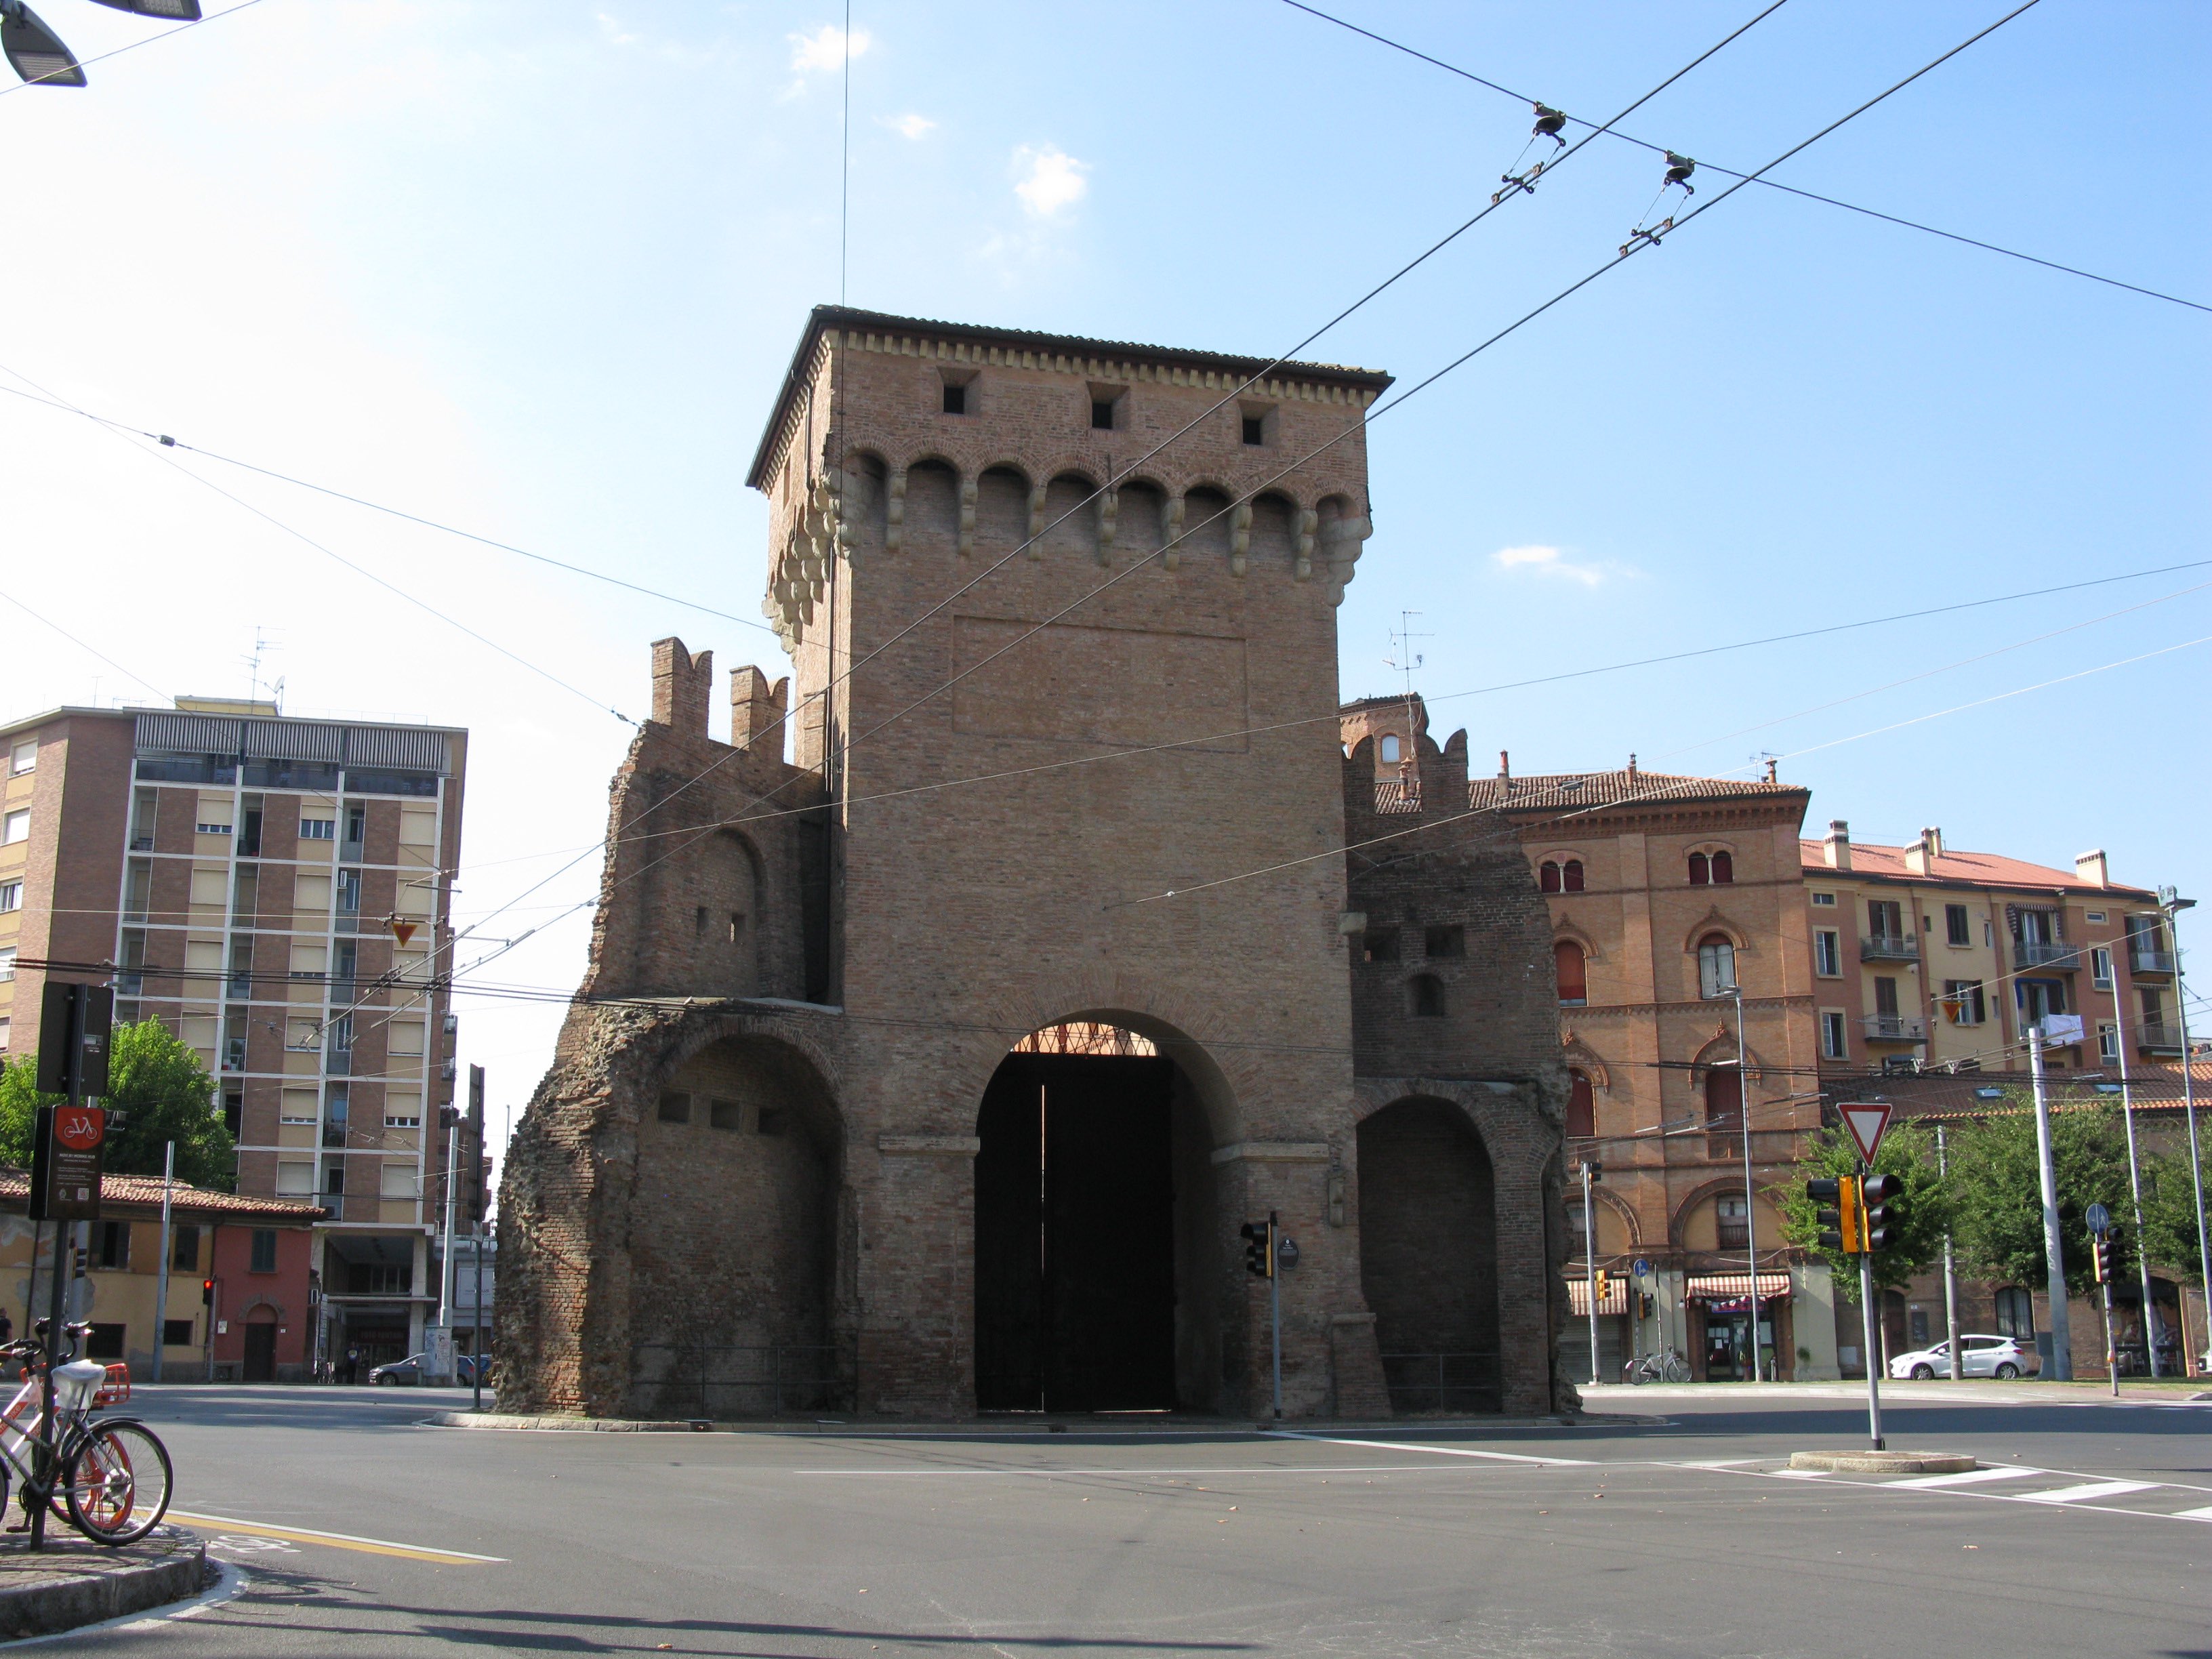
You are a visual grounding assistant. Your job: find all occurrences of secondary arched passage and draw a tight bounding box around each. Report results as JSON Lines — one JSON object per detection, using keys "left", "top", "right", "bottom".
{"left": 1357, "top": 1097, "right": 1501, "bottom": 1412}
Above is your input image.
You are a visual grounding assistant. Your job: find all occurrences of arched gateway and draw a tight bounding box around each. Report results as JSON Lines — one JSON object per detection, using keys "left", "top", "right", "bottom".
{"left": 496, "top": 307, "right": 1570, "bottom": 1420}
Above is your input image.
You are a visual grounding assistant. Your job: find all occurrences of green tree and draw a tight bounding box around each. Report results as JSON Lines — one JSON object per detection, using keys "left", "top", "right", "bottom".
{"left": 2139, "top": 1120, "right": 2209, "bottom": 1286}
{"left": 0, "top": 1019, "right": 234, "bottom": 1189}
{"left": 1777, "top": 1118, "right": 1950, "bottom": 1299}
{"left": 1945, "top": 1096, "right": 2133, "bottom": 1298}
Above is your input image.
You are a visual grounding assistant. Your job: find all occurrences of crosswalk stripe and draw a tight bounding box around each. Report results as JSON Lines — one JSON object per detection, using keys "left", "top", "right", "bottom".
{"left": 2016, "top": 1481, "right": 2159, "bottom": 1506}
{"left": 2169, "top": 1505, "right": 2212, "bottom": 1521}
{"left": 1889, "top": 1466, "right": 2043, "bottom": 1489}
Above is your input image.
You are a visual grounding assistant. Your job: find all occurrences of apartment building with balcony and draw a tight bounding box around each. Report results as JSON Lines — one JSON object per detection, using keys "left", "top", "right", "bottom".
{"left": 1802, "top": 821, "right": 2178, "bottom": 1078}
{"left": 0, "top": 697, "right": 470, "bottom": 1375}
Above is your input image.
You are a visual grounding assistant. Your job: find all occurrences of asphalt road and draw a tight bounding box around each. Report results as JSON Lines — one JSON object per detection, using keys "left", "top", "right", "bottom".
{"left": 52, "top": 1381, "right": 2212, "bottom": 1657}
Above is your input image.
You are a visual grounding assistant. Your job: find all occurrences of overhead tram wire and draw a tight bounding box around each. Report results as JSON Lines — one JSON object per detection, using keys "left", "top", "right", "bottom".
{"left": 0, "top": 382, "right": 781, "bottom": 637}
{"left": 0, "top": 0, "right": 268, "bottom": 102}
{"left": 1281, "top": 0, "right": 2210, "bottom": 316}
{"left": 821, "top": 2, "right": 2037, "bottom": 813}
{"left": 0, "top": 363, "right": 639, "bottom": 727}
{"left": 596, "top": 0, "right": 1799, "bottom": 845}
{"left": 1107, "top": 624, "right": 2211, "bottom": 917}
{"left": 0, "top": 588, "right": 172, "bottom": 703}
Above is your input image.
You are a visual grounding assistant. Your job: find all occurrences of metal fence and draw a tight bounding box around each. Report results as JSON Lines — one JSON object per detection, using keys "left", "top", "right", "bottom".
{"left": 630, "top": 1343, "right": 851, "bottom": 1418}
{"left": 1379, "top": 1351, "right": 1501, "bottom": 1415}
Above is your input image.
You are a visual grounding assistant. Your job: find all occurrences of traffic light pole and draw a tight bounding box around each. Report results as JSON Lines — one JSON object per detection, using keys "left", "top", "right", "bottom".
{"left": 1581, "top": 1162, "right": 1599, "bottom": 1389}
{"left": 1268, "top": 1212, "right": 1282, "bottom": 1421}
{"left": 1937, "top": 1125, "right": 1961, "bottom": 1382}
{"left": 2028, "top": 1026, "right": 2074, "bottom": 1380}
{"left": 1856, "top": 1168, "right": 1883, "bottom": 1452}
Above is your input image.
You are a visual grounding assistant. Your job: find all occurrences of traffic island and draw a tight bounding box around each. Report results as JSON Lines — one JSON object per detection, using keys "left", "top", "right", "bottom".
{"left": 0, "top": 1525, "right": 212, "bottom": 1640}
{"left": 1788, "top": 1450, "right": 1977, "bottom": 1475}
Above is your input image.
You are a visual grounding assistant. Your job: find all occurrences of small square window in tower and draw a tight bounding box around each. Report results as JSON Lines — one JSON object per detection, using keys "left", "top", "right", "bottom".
{"left": 1241, "top": 415, "right": 1265, "bottom": 446}
{"left": 1092, "top": 401, "right": 1114, "bottom": 430}
{"left": 939, "top": 369, "right": 976, "bottom": 416}
{"left": 1425, "top": 925, "right": 1465, "bottom": 959}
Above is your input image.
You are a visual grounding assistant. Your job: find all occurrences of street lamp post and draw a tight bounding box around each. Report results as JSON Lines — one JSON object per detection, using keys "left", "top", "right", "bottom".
{"left": 1, "top": 0, "right": 203, "bottom": 91}
{"left": 1706, "top": 973, "right": 1761, "bottom": 1383}
{"left": 2164, "top": 890, "right": 2207, "bottom": 1374}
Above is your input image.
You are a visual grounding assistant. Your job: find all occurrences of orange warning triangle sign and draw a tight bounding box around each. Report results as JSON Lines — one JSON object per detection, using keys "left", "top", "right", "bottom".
{"left": 388, "top": 918, "right": 418, "bottom": 947}
{"left": 1839, "top": 1101, "right": 1893, "bottom": 1165}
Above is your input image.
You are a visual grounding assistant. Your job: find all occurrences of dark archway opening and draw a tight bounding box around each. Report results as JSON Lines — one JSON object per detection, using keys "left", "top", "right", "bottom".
{"left": 1357, "top": 1097, "right": 1501, "bottom": 1413}
{"left": 975, "top": 1031, "right": 1197, "bottom": 1412}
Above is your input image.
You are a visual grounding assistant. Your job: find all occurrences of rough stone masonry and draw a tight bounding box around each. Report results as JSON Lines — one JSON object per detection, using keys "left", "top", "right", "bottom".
{"left": 497, "top": 307, "right": 1574, "bottom": 1420}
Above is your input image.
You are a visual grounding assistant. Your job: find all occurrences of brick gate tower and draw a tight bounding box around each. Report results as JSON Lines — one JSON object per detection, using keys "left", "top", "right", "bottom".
{"left": 497, "top": 308, "right": 1572, "bottom": 1419}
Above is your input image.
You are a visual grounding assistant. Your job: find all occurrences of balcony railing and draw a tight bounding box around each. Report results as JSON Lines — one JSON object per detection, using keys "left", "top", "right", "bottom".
{"left": 222, "top": 1040, "right": 247, "bottom": 1072}
{"left": 2013, "top": 940, "right": 2081, "bottom": 971}
{"left": 1862, "top": 1013, "right": 1927, "bottom": 1042}
{"left": 2137, "top": 1023, "right": 2187, "bottom": 1055}
{"left": 2129, "top": 947, "right": 2177, "bottom": 976}
{"left": 1860, "top": 933, "right": 1919, "bottom": 961}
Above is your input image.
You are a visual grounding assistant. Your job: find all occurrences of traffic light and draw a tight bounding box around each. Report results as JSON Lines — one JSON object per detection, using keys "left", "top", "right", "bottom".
{"left": 2092, "top": 1230, "right": 2120, "bottom": 1284}
{"left": 1808, "top": 1176, "right": 1863, "bottom": 1254}
{"left": 1594, "top": 1269, "right": 1610, "bottom": 1306}
{"left": 1240, "top": 1221, "right": 1273, "bottom": 1280}
{"left": 1861, "top": 1174, "right": 1904, "bottom": 1252}
{"left": 1639, "top": 1292, "right": 1656, "bottom": 1321}
{"left": 1582, "top": 1159, "right": 1603, "bottom": 1184}
{"left": 201, "top": 1278, "right": 214, "bottom": 1306}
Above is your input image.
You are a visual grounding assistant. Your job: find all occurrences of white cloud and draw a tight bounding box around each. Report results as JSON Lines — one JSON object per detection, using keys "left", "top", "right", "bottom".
{"left": 790, "top": 24, "right": 869, "bottom": 74}
{"left": 1491, "top": 544, "right": 1618, "bottom": 588}
{"left": 881, "top": 112, "right": 936, "bottom": 141}
{"left": 595, "top": 13, "right": 638, "bottom": 47}
{"left": 1012, "top": 146, "right": 1089, "bottom": 218}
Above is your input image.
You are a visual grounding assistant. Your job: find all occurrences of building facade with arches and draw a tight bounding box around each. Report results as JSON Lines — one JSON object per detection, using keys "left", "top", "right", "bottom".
{"left": 494, "top": 310, "right": 1571, "bottom": 1420}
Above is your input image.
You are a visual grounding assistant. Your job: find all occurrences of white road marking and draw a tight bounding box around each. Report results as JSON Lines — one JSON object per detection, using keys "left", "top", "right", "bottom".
{"left": 2171, "top": 1505, "right": 2212, "bottom": 1521}
{"left": 795, "top": 1464, "right": 1529, "bottom": 1478}
{"left": 1888, "top": 1466, "right": 2045, "bottom": 1489}
{"left": 2015, "top": 1480, "right": 2160, "bottom": 1506}
{"left": 1269, "top": 1433, "right": 1594, "bottom": 1467}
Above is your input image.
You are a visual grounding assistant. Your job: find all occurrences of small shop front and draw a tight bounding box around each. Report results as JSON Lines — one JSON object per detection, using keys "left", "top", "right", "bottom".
{"left": 1687, "top": 1272, "right": 1794, "bottom": 1381}
{"left": 1562, "top": 1273, "right": 1632, "bottom": 1384}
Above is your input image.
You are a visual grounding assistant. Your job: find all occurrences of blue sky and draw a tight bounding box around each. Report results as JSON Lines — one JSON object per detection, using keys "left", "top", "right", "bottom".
{"left": 1, "top": 1, "right": 2205, "bottom": 1143}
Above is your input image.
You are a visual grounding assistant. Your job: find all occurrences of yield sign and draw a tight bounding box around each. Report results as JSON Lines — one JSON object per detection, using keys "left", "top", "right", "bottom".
{"left": 388, "top": 918, "right": 418, "bottom": 947}
{"left": 1839, "top": 1101, "right": 1894, "bottom": 1165}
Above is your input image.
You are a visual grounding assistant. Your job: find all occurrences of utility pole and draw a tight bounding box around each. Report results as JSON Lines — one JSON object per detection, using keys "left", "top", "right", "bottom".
{"left": 151, "top": 1141, "right": 175, "bottom": 1384}
{"left": 2111, "top": 984, "right": 2161, "bottom": 1376}
{"left": 1268, "top": 1210, "right": 1283, "bottom": 1420}
{"left": 438, "top": 1113, "right": 460, "bottom": 1382}
{"left": 470, "top": 1226, "right": 486, "bottom": 1412}
{"left": 1937, "top": 1124, "right": 1961, "bottom": 1382}
{"left": 2028, "top": 1025, "right": 2074, "bottom": 1380}
{"left": 1729, "top": 986, "right": 1762, "bottom": 1383}
{"left": 1581, "top": 1160, "right": 1599, "bottom": 1388}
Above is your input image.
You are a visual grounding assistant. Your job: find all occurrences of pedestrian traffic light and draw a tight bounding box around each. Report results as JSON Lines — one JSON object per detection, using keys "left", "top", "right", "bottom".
{"left": 2092, "top": 1230, "right": 2119, "bottom": 1284}
{"left": 201, "top": 1278, "right": 214, "bottom": 1306}
{"left": 1861, "top": 1174, "right": 1903, "bottom": 1252}
{"left": 1240, "top": 1221, "right": 1273, "bottom": 1280}
{"left": 1808, "top": 1176, "right": 1863, "bottom": 1253}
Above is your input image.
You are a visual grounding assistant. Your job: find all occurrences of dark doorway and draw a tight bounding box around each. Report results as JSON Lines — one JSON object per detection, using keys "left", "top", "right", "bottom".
{"left": 1357, "top": 1097, "right": 1501, "bottom": 1412}
{"left": 243, "top": 1319, "right": 277, "bottom": 1382}
{"left": 975, "top": 1053, "right": 1176, "bottom": 1412}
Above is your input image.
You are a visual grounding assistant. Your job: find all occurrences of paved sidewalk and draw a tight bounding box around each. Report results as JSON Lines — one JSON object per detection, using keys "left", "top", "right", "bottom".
{"left": 0, "top": 1525, "right": 209, "bottom": 1640}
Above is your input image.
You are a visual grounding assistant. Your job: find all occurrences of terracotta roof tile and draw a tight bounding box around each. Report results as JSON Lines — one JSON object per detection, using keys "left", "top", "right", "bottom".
{"left": 1469, "top": 769, "right": 1808, "bottom": 813}
{"left": 0, "top": 1170, "right": 324, "bottom": 1221}
{"left": 1799, "top": 840, "right": 2157, "bottom": 897}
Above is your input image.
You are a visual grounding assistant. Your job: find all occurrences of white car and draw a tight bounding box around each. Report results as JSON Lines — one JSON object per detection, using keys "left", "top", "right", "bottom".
{"left": 1888, "top": 1334, "right": 2041, "bottom": 1380}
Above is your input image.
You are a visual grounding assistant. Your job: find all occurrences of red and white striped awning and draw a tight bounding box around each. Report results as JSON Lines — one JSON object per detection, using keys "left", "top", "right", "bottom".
{"left": 1684, "top": 1271, "right": 1793, "bottom": 1303}
{"left": 1566, "top": 1277, "right": 1629, "bottom": 1316}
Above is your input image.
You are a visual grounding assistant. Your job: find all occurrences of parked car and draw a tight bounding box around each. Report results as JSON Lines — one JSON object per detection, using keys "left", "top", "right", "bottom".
{"left": 370, "top": 1353, "right": 427, "bottom": 1386}
{"left": 1887, "top": 1334, "right": 2041, "bottom": 1380}
{"left": 456, "top": 1353, "right": 491, "bottom": 1385}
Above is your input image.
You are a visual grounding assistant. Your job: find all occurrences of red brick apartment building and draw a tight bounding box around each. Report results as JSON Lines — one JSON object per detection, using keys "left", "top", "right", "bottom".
{"left": 0, "top": 698, "right": 476, "bottom": 1374}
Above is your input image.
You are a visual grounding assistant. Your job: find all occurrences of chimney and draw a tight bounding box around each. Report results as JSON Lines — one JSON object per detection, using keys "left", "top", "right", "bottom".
{"left": 650, "top": 638, "right": 712, "bottom": 737}
{"left": 1763, "top": 757, "right": 1778, "bottom": 784}
{"left": 730, "top": 667, "right": 790, "bottom": 757}
{"left": 1498, "top": 750, "right": 1511, "bottom": 780}
{"left": 1626, "top": 752, "right": 1639, "bottom": 783}
{"left": 2075, "top": 848, "right": 2110, "bottom": 887}
{"left": 1904, "top": 828, "right": 1936, "bottom": 876}
{"left": 1822, "top": 819, "right": 1852, "bottom": 870}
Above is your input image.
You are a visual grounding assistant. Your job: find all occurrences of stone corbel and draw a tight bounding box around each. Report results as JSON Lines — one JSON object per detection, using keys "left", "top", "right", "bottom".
{"left": 1293, "top": 508, "right": 1317, "bottom": 581}
{"left": 1323, "top": 509, "right": 1374, "bottom": 601}
{"left": 1027, "top": 482, "right": 1048, "bottom": 558}
{"left": 1162, "top": 493, "right": 1187, "bottom": 571}
{"left": 1096, "top": 487, "right": 1118, "bottom": 565}
{"left": 958, "top": 478, "right": 977, "bottom": 557}
{"left": 1229, "top": 500, "right": 1252, "bottom": 577}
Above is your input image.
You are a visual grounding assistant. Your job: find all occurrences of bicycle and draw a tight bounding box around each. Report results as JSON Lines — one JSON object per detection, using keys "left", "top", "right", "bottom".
{"left": 0, "top": 1320, "right": 173, "bottom": 1545}
{"left": 1620, "top": 1349, "right": 1692, "bottom": 1385}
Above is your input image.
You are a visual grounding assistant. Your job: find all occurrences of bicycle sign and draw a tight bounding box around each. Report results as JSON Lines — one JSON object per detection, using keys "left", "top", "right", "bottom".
{"left": 54, "top": 1106, "right": 104, "bottom": 1152}
{"left": 31, "top": 1104, "right": 104, "bottom": 1221}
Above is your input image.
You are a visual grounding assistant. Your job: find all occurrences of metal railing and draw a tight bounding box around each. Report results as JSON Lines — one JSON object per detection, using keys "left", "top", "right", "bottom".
{"left": 1862, "top": 1013, "right": 1927, "bottom": 1042}
{"left": 2129, "top": 947, "right": 2177, "bottom": 975}
{"left": 1379, "top": 1351, "right": 1501, "bottom": 1414}
{"left": 2013, "top": 939, "right": 2081, "bottom": 971}
{"left": 630, "top": 1343, "right": 851, "bottom": 1418}
{"left": 1859, "top": 933, "right": 1919, "bottom": 961}
{"left": 2137, "top": 1023, "right": 2186, "bottom": 1054}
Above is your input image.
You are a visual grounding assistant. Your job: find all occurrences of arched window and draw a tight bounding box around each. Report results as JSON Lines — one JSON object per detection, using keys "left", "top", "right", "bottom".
{"left": 1565, "top": 1069, "right": 1595, "bottom": 1139}
{"left": 1688, "top": 851, "right": 1710, "bottom": 885}
{"left": 1698, "top": 933, "right": 1738, "bottom": 999}
{"left": 1540, "top": 859, "right": 1585, "bottom": 894}
{"left": 1410, "top": 974, "right": 1445, "bottom": 1017}
{"left": 1379, "top": 733, "right": 1401, "bottom": 763}
{"left": 1562, "top": 859, "right": 1584, "bottom": 893}
{"left": 1540, "top": 861, "right": 1561, "bottom": 893}
{"left": 1710, "top": 849, "right": 1734, "bottom": 884}
{"left": 1555, "top": 939, "right": 1587, "bottom": 1006}
{"left": 1704, "top": 1063, "right": 1742, "bottom": 1132}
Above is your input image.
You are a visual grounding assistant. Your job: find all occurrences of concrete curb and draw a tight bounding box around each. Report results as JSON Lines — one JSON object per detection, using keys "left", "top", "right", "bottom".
{"left": 425, "top": 1410, "right": 1609, "bottom": 1435}
{"left": 0, "top": 1525, "right": 211, "bottom": 1642}
{"left": 1788, "top": 1450, "right": 1977, "bottom": 1475}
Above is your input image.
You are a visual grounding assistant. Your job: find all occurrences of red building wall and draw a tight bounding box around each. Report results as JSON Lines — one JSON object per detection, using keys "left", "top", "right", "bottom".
{"left": 208, "top": 1221, "right": 316, "bottom": 1380}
